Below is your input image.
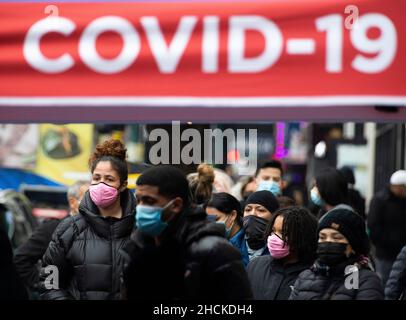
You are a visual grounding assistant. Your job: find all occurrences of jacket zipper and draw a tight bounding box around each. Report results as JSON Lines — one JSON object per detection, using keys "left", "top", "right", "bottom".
{"left": 111, "top": 220, "right": 115, "bottom": 299}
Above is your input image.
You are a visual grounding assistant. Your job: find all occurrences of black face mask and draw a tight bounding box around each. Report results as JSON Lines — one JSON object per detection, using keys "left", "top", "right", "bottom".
{"left": 317, "top": 242, "right": 349, "bottom": 266}
{"left": 243, "top": 215, "right": 269, "bottom": 250}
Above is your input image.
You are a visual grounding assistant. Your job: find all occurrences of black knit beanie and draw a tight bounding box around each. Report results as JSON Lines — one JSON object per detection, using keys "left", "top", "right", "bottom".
{"left": 318, "top": 204, "right": 369, "bottom": 255}
{"left": 244, "top": 190, "right": 280, "bottom": 214}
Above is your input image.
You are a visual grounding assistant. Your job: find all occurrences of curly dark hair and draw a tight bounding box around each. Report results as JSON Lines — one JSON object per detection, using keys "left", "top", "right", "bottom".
{"left": 89, "top": 139, "right": 128, "bottom": 184}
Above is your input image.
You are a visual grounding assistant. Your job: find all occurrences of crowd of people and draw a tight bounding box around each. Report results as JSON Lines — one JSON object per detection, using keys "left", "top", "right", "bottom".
{"left": 1, "top": 138, "right": 406, "bottom": 300}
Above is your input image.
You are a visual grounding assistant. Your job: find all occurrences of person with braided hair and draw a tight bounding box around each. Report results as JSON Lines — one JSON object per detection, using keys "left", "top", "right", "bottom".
{"left": 247, "top": 206, "right": 318, "bottom": 300}
{"left": 39, "top": 139, "right": 135, "bottom": 300}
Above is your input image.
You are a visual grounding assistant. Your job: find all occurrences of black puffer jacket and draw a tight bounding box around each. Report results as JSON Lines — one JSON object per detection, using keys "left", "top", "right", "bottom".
{"left": 348, "top": 188, "right": 366, "bottom": 220}
{"left": 122, "top": 206, "right": 253, "bottom": 300}
{"left": 385, "top": 245, "right": 406, "bottom": 300}
{"left": 289, "top": 258, "right": 384, "bottom": 300}
{"left": 39, "top": 189, "right": 135, "bottom": 300}
{"left": 247, "top": 256, "right": 312, "bottom": 300}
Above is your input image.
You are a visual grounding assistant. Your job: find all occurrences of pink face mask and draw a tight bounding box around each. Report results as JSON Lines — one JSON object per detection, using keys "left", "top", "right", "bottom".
{"left": 89, "top": 182, "right": 119, "bottom": 208}
{"left": 267, "top": 234, "right": 290, "bottom": 259}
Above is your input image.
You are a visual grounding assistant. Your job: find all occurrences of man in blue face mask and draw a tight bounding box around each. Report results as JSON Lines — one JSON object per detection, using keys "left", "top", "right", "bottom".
{"left": 255, "top": 160, "right": 285, "bottom": 197}
{"left": 122, "top": 165, "right": 252, "bottom": 300}
{"left": 135, "top": 190, "right": 179, "bottom": 241}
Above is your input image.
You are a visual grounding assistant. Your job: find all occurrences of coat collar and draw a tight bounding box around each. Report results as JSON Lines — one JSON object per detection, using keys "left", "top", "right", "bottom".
{"left": 78, "top": 189, "right": 135, "bottom": 239}
{"left": 269, "top": 256, "right": 312, "bottom": 275}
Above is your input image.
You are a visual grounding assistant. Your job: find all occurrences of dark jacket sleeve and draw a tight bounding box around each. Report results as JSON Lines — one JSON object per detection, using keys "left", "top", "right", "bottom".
{"left": 246, "top": 256, "right": 266, "bottom": 299}
{"left": 355, "top": 270, "right": 384, "bottom": 300}
{"left": 0, "top": 228, "right": 28, "bottom": 300}
{"left": 367, "top": 195, "right": 385, "bottom": 247}
{"left": 289, "top": 270, "right": 309, "bottom": 300}
{"left": 385, "top": 246, "right": 406, "bottom": 300}
{"left": 246, "top": 257, "right": 258, "bottom": 287}
{"left": 197, "top": 236, "right": 253, "bottom": 299}
{"left": 13, "top": 219, "right": 60, "bottom": 290}
{"left": 38, "top": 218, "right": 74, "bottom": 300}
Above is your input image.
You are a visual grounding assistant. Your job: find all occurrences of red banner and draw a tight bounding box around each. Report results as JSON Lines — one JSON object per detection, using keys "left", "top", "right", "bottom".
{"left": 0, "top": 0, "right": 405, "bottom": 110}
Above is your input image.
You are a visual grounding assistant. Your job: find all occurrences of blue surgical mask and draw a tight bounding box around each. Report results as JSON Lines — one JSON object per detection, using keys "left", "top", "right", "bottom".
{"left": 135, "top": 199, "right": 174, "bottom": 237}
{"left": 257, "top": 180, "right": 281, "bottom": 196}
{"left": 311, "top": 189, "right": 323, "bottom": 207}
{"left": 216, "top": 216, "right": 235, "bottom": 239}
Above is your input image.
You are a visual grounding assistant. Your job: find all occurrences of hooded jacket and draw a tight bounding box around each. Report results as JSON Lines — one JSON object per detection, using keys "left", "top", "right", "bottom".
{"left": 39, "top": 189, "right": 135, "bottom": 300}
{"left": 121, "top": 206, "right": 253, "bottom": 300}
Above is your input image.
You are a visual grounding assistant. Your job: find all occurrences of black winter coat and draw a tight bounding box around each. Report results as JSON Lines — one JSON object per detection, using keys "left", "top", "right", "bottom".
{"left": 367, "top": 186, "right": 406, "bottom": 260}
{"left": 348, "top": 188, "right": 366, "bottom": 220}
{"left": 39, "top": 189, "right": 135, "bottom": 300}
{"left": 289, "top": 259, "right": 384, "bottom": 300}
{"left": 122, "top": 207, "right": 253, "bottom": 300}
{"left": 385, "top": 245, "right": 406, "bottom": 300}
{"left": 0, "top": 228, "right": 28, "bottom": 300}
{"left": 14, "top": 218, "right": 61, "bottom": 291}
{"left": 247, "top": 256, "right": 312, "bottom": 300}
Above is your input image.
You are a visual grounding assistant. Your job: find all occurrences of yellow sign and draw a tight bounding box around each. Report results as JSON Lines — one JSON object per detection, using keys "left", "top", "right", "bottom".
{"left": 128, "top": 173, "right": 141, "bottom": 189}
{"left": 35, "top": 124, "right": 94, "bottom": 185}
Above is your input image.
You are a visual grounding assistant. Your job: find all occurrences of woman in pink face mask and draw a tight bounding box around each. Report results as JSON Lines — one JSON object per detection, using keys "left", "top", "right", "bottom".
{"left": 247, "top": 207, "right": 318, "bottom": 300}
{"left": 40, "top": 139, "right": 136, "bottom": 300}
{"left": 89, "top": 152, "right": 128, "bottom": 218}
